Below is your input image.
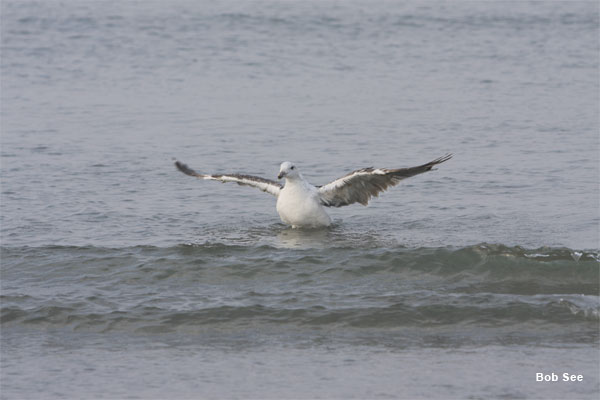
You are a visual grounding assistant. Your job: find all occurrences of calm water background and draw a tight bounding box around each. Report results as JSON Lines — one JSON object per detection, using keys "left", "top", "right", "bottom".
{"left": 1, "top": 1, "right": 599, "bottom": 399}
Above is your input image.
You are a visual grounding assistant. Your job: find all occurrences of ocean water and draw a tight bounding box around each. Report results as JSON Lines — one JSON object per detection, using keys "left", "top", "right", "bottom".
{"left": 1, "top": 1, "right": 599, "bottom": 399}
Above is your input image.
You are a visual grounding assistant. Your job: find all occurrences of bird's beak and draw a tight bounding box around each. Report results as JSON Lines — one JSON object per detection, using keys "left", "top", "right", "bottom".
{"left": 277, "top": 172, "right": 285, "bottom": 179}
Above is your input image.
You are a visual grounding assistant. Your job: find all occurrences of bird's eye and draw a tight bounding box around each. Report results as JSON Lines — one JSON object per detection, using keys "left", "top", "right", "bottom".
{"left": 291, "top": 166, "right": 295, "bottom": 170}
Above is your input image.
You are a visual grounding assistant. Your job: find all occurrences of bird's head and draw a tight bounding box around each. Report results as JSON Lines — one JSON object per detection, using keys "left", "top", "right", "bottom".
{"left": 278, "top": 161, "right": 299, "bottom": 180}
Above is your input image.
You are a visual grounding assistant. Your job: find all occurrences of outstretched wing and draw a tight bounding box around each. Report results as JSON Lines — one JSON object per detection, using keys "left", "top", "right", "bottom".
{"left": 175, "top": 161, "right": 282, "bottom": 197}
{"left": 318, "top": 154, "right": 452, "bottom": 207}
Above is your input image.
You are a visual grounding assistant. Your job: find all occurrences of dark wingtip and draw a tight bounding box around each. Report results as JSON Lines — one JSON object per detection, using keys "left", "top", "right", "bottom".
{"left": 433, "top": 153, "right": 453, "bottom": 164}
{"left": 174, "top": 160, "right": 186, "bottom": 172}
{"left": 174, "top": 160, "right": 202, "bottom": 177}
{"left": 422, "top": 153, "right": 453, "bottom": 171}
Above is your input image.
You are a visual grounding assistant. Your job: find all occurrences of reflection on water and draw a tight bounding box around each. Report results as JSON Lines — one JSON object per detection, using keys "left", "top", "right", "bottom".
{"left": 275, "top": 226, "right": 331, "bottom": 249}
{"left": 274, "top": 222, "right": 396, "bottom": 249}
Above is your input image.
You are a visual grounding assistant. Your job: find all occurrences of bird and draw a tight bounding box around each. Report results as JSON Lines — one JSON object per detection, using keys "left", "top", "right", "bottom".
{"left": 175, "top": 154, "right": 452, "bottom": 228}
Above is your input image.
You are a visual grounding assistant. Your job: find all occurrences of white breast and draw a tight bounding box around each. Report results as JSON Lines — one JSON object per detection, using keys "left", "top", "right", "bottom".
{"left": 276, "top": 180, "right": 332, "bottom": 228}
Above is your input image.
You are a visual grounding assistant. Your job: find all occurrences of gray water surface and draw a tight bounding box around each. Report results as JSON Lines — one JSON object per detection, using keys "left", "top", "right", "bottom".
{"left": 1, "top": 1, "right": 599, "bottom": 399}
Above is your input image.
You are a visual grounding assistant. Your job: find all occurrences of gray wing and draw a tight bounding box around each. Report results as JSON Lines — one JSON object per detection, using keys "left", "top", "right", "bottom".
{"left": 318, "top": 154, "right": 452, "bottom": 207}
{"left": 175, "top": 161, "right": 282, "bottom": 197}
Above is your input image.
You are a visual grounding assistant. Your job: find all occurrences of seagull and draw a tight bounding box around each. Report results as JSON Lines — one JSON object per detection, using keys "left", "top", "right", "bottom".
{"left": 175, "top": 154, "right": 452, "bottom": 228}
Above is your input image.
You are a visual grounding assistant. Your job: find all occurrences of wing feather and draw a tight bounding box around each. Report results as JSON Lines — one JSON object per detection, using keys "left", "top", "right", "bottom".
{"left": 175, "top": 161, "right": 282, "bottom": 197}
{"left": 318, "top": 154, "right": 452, "bottom": 207}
